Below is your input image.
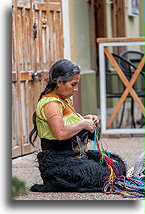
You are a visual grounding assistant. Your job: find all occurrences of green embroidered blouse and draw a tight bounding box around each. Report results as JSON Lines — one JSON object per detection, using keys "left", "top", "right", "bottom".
{"left": 36, "top": 95, "right": 84, "bottom": 140}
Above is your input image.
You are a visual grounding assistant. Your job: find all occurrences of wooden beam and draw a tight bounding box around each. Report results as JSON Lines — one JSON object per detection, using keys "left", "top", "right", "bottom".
{"left": 97, "top": 37, "right": 144, "bottom": 43}
{"left": 34, "top": 2, "right": 61, "bottom": 12}
{"left": 16, "top": 1, "right": 61, "bottom": 12}
{"left": 12, "top": 71, "right": 49, "bottom": 82}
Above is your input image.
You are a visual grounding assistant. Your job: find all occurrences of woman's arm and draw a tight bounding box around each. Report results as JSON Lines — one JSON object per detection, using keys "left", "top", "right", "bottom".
{"left": 47, "top": 115, "right": 95, "bottom": 140}
{"left": 43, "top": 101, "right": 95, "bottom": 140}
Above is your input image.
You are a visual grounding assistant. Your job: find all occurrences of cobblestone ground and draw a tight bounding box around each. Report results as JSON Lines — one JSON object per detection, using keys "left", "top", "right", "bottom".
{"left": 12, "top": 137, "right": 144, "bottom": 200}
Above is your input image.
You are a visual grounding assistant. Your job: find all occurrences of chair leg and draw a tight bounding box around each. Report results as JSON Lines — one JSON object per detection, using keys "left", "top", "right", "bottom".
{"left": 131, "top": 98, "right": 136, "bottom": 128}
{"left": 137, "top": 114, "right": 145, "bottom": 128}
{"left": 118, "top": 101, "right": 126, "bottom": 128}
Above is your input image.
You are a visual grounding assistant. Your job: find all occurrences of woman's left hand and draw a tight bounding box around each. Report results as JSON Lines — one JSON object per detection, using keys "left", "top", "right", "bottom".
{"left": 84, "top": 115, "right": 99, "bottom": 126}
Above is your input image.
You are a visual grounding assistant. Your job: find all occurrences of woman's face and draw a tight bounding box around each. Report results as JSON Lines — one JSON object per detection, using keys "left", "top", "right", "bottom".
{"left": 57, "top": 73, "right": 80, "bottom": 99}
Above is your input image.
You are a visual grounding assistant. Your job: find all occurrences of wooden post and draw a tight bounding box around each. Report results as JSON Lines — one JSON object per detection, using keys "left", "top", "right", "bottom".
{"left": 12, "top": 0, "right": 23, "bottom": 156}
{"left": 46, "top": 0, "right": 51, "bottom": 68}
{"left": 30, "top": 0, "right": 39, "bottom": 107}
{"left": 58, "top": 0, "right": 63, "bottom": 59}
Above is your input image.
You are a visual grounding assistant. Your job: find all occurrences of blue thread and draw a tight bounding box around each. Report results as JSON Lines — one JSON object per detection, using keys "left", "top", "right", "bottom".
{"left": 93, "top": 129, "right": 98, "bottom": 151}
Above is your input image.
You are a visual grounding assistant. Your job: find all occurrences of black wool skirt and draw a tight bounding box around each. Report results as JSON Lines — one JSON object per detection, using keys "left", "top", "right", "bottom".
{"left": 30, "top": 149, "right": 126, "bottom": 193}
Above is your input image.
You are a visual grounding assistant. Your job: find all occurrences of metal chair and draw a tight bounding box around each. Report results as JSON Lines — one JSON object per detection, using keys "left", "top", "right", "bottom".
{"left": 119, "top": 50, "right": 144, "bottom": 128}
{"left": 106, "top": 51, "right": 144, "bottom": 128}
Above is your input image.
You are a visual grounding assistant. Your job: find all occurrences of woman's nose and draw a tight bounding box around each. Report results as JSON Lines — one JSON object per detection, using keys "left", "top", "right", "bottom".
{"left": 74, "top": 85, "right": 78, "bottom": 91}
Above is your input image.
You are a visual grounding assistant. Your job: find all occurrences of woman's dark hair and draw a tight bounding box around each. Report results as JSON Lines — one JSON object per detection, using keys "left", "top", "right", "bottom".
{"left": 29, "top": 59, "right": 81, "bottom": 145}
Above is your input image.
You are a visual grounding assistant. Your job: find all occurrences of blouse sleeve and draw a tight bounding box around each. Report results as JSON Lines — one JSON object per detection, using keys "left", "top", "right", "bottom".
{"left": 43, "top": 101, "right": 63, "bottom": 119}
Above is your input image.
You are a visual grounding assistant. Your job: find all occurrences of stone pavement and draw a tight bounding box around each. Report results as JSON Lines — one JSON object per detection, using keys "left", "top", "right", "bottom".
{"left": 12, "top": 136, "right": 144, "bottom": 200}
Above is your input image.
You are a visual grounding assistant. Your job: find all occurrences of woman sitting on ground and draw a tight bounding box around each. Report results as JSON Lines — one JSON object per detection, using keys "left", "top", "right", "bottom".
{"left": 29, "top": 59, "right": 126, "bottom": 192}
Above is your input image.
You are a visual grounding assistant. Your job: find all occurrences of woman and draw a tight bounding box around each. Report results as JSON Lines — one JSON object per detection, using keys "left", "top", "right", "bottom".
{"left": 29, "top": 59, "right": 126, "bottom": 192}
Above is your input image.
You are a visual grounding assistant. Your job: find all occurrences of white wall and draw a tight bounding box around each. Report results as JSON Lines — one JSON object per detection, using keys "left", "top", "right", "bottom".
{"left": 62, "top": 0, "right": 71, "bottom": 60}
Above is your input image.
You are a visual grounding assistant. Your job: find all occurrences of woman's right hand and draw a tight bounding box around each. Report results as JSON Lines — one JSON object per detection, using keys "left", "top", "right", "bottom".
{"left": 81, "top": 119, "right": 96, "bottom": 133}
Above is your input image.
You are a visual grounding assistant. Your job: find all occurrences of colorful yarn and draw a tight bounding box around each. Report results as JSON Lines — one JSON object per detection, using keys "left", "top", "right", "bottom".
{"left": 76, "top": 136, "right": 86, "bottom": 158}
{"left": 93, "top": 128, "right": 144, "bottom": 198}
{"left": 74, "top": 127, "right": 144, "bottom": 198}
{"left": 93, "top": 129, "right": 98, "bottom": 151}
{"left": 103, "top": 176, "right": 144, "bottom": 198}
{"left": 93, "top": 128, "right": 119, "bottom": 180}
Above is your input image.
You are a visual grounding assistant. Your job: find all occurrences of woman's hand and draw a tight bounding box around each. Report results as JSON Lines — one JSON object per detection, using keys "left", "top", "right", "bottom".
{"left": 81, "top": 119, "right": 96, "bottom": 133}
{"left": 84, "top": 115, "right": 99, "bottom": 126}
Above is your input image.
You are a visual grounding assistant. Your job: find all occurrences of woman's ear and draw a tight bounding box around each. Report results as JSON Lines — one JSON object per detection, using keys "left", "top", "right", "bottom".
{"left": 56, "top": 80, "right": 61, "bottom": 88}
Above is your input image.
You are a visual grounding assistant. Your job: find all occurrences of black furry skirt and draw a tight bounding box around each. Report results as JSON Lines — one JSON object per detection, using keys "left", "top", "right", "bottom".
{"left": 30, "top": 150, "right": 126, "bottom": 193}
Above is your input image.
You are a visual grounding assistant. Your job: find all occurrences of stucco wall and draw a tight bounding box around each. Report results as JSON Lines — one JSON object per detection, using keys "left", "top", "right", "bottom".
{"left": 125, "top": 0, "right": 142, "bottom": 51}
{"left": 69, "top": 0, "right": 98, "bottom": 115}
{"left": 68, "top": 0, "right": 143, "bottom": 116}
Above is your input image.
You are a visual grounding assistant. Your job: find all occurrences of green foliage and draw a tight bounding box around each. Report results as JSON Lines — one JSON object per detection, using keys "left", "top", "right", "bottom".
{"left": 12, "top": 177, "right": 27, "bottom": 199}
